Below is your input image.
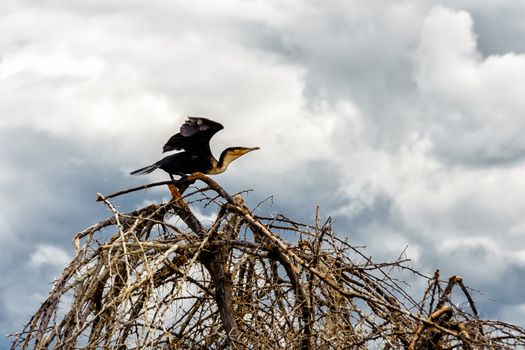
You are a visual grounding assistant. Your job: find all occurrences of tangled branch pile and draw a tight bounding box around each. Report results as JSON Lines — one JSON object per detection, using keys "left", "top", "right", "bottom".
{"left": 9, "top": 174, "right": 525, "bottom": 349}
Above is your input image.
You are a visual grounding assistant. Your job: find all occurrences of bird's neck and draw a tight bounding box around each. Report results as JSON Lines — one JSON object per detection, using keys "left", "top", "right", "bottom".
{"left": 208, "top": 150, "right": 234, "bottom": 174}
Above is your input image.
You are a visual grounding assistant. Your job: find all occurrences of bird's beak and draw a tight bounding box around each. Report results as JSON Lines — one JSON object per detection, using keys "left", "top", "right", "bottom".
{"left": 237, "top": 147, "right": 259, "bottom": 157}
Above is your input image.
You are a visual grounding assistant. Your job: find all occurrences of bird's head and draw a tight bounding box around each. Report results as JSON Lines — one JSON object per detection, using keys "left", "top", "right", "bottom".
{"left": 212, "top": 146, "right": 260, "bottom": 174}
{"left": 224, "top": 146, "right": 260, "bottom": 158}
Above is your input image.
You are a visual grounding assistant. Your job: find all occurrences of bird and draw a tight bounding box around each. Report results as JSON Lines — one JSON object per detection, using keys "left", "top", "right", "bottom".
{"left": 130, "top": 117, "right": 259, "bottom": 181}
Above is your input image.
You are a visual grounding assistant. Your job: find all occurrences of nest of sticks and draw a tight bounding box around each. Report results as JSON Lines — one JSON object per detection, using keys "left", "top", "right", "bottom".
{"left": 9, "top": 174, "right": 525, "bottom": 349}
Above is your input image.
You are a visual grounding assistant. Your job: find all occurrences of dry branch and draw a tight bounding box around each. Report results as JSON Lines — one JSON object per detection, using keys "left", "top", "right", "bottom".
{"left": 9, "top": 175, "right": 525, "bottom": 349}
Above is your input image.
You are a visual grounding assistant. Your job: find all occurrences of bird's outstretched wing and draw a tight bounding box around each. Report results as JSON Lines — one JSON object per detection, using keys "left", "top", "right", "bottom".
{"left": 163, "top": 117, "right": 224, "bottom": 153}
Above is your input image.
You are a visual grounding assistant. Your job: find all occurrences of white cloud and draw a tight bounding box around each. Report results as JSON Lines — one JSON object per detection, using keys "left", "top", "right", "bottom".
{"left": 28, "top": 244, "right": 71, "bottom": 269}
{"left": 415, "top": 6, "right": 525, "bottom": 165}
{"left": 0, "top": 2, "right": 311, "bottom": 169}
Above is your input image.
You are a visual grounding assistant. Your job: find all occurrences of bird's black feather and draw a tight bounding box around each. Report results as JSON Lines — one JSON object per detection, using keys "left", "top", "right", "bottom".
{"left": 162, "top": 117, "right": 223, "bottom": 153}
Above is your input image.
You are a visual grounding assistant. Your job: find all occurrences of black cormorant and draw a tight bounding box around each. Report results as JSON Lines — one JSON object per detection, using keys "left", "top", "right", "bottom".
{"left": 130, "top": 117, "right": 259, "bottom": 180}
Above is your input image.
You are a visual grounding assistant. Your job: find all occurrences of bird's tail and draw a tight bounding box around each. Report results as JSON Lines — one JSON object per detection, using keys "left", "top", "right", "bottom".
{"left": 130, "top": 163, "right": 160, "bottom": 176}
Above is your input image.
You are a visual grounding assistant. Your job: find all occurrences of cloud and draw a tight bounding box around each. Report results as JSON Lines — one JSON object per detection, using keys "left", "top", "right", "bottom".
{"left": 0, "top": 1, "right": 306, "bottom": 164}
{"left": 415, "top": 6, "right": 525, "bottom": 166}
{"left": 237, "top": 2, "right": 525, "bottom": 323}
{"left": 500, "top": 303, "right": 525, "bottom": 327}
{"left": 238, "top": 1, "right": 425, "bottom": 149}
{"left": 28, "top": 244, "right": 71, "bottom": 268}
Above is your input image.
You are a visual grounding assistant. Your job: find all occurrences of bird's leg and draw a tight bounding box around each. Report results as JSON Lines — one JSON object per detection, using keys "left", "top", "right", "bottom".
{"left": 176, "top": 172, "right": 187, "bottom": 179}
{"left": 169, "top": 172, "right": 187, "bottom": 186}
{"left": 176, "top": 173, "right": 195, "bottom": 194}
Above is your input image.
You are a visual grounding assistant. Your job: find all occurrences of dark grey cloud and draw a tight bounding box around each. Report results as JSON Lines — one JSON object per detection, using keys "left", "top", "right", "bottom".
{"left": 446, "top": 1, "right": 525, "bottom": 56}
{"left": 0, "top": 127, "right": 142, "bottom": 340}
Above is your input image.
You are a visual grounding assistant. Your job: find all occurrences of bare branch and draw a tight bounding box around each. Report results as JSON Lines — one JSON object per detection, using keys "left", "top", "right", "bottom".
{"left": 9, "top": 175, "right": 525, "bottom": 349}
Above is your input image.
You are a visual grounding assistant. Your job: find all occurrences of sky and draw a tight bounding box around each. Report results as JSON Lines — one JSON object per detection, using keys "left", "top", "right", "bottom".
{"left": 2, "top": 0, "right": 525, "bottom": 344}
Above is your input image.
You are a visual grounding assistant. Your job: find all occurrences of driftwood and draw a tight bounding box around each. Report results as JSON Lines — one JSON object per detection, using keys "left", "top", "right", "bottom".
{"left": 8, "top": 173, "right": 525, "bottom": 349}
